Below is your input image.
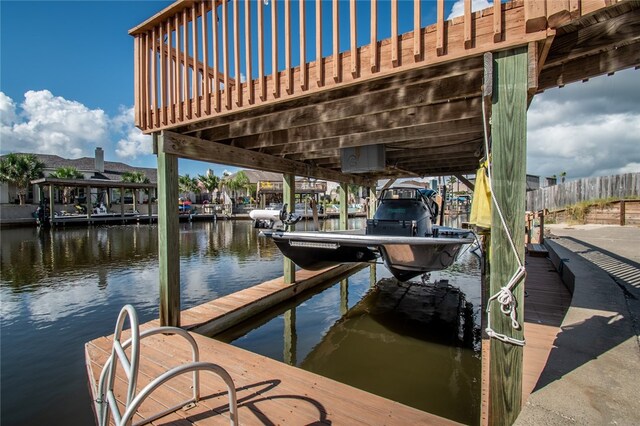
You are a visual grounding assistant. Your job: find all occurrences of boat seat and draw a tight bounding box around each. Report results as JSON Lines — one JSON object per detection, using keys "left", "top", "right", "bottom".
{"left": 96, "top": 305, "right": 238, "bottom": 426}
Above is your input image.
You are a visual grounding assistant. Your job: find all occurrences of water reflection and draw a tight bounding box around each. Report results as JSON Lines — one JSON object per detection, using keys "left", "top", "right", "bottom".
{"left": 218, "top": 246, "right": 482, "bottom": 425}
{"left": 0, "top": 220, "right": 286, "bottom": 426}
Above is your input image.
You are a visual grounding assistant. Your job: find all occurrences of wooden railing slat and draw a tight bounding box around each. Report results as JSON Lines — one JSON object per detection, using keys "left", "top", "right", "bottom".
{"left": 134, "top": 36, "right": 141, "bottom": 127}
{"left": 182, "top": 9, "right": 190, "bottom": 119}
{"left": 144, "top": 32, "right": 151, "bottom": 128}
{"left": 299, "top": 0, "right": 307, "bottom": 90}
{"left": 494, "top": 0, "right": 502, "bottom": 42}
{"left": 258, "top": 0, "right": 266, "bottom": 100}
{"left": 332, "top": 0, "right": 339, "bottom": 82}
{"left": 234, "top": 0, "right": 242, "bottom": 106}
{"left": 167, "top": 19, "right": 174, "bottom": 124}
{"left": 174, "top": 15, "right": 182, "bottom": 121}
{"left": 152, "top": 26, "right": 158, "bottom": 127}
{"left": 245, "top": 0, "right": 254, "bottom": 104}
{"left": 191, "top": 3, "right": 200, "bottom": 117}
{"left": 223, "top": 0, "right": 230, "bottom": 109}
{"left": 316, "top": 0, "right": 323, "bottom": 86}
{"left": 212, "top": 2, "right": 220, "bottom": 112}
{"left": 525, "top": 0, "right": 547, "bottom": 33}
{"left": 201, "top": 1, "right": 211, "bottom": 115}
{"left": 371, "top": 0, "right": 378, "bottom": 72}
{"left": 272, "top": 0, "right": 279, "bottom": 97}
{"left": 391, "top": 0, "right": 398, "bottom": 66}
{"left": 285, "top": 0, "right": 292, "bottom": 94}
{"left": 464, "top": 0, "right": 472, "bottom": 49}
{"left": 414, "top": 0, "right": 421, "bottom": 60}
{"left": 350, "top": 0, "right": 357, "bottom": 76}
{"left": 160, "top": 23, "right": 167, "bottom": 126}
{"left": 436, "top": 0, "right": 444, "bottom": 56}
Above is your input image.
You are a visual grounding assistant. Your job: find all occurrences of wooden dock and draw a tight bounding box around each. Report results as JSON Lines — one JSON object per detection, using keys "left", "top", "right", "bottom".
{"left": 85, "top": 265, "right": 458, "bottom": 425}
{"left": 86, "top": 256, "right": 571, "bottom": 425}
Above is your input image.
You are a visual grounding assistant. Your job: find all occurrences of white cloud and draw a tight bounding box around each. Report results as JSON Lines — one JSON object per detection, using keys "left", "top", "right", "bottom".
{"left": 0, "top": 92, "right": 17, "bottom": 126}
{"left": 0, "top": 90, "right": 108, "bottom": 158}
{"left": 527, "top": 69, "right": 640, "bottom": 179}
{"left": 112, "top": 106, "right": 153, "bottom": 160}
{"left": 448, "top": 0, "right": 493, "bottom": 20}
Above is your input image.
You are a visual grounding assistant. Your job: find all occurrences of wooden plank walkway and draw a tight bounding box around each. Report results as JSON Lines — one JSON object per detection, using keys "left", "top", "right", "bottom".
{"left": 86, "top": 265, "right": 458, "bottom": 425}
{"left": 86, "top": 256, "right": 571, "bottom": 425}
{"left": 522, "top": 255, "right": 572, "bottom": 399}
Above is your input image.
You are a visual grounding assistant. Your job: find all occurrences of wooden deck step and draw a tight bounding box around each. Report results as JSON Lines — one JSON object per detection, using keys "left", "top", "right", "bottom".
{"left": 527, "top": 243, "right": 549, "bottom": 257}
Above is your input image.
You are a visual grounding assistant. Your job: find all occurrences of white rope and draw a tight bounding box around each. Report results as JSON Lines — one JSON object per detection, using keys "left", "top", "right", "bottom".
{"left": 481, "top": 97, "right": 526, "bottom": 347}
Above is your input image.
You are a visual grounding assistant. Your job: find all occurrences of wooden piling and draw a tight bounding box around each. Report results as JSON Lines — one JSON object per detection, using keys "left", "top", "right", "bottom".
{"left": 487, "top": 47, "right": 527, "bottom": 425}
{"left": 157, "top": 132, "right": 181, "bottom": 326}
{"left": 283, "top": 173, "right": 295, "bottom": 284}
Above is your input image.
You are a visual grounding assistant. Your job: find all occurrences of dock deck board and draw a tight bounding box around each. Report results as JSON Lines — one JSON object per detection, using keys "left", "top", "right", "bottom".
{"left": 86, "top": 255, "right": 571, "bottom": 425}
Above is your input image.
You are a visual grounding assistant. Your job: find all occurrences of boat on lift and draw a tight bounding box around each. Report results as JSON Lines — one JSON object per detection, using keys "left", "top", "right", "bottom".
{"left": 261, "top": 187, "right": 474, "bottom": 281}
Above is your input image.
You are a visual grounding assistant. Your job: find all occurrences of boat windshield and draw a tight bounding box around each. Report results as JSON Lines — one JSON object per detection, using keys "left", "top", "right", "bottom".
{"left": 380, "top": 188, "right": 421, "bottom": 200}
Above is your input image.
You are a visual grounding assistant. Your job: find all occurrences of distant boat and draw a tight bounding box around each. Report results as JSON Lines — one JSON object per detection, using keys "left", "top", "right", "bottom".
{"left": 263, "top": 187, "right": 474, "bottom": 281}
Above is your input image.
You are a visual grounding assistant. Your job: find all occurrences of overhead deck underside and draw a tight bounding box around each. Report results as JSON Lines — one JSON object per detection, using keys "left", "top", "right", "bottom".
{"left": 148, "top": 1, "right": 640, "bottom": 183}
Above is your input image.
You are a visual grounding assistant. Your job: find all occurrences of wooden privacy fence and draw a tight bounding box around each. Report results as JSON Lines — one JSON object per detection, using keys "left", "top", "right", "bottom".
{"left": 129, "top": 0, "right": 603, "bottom": 133}
{"left": 526, "top": 173, "right": 640, "bottom": 212}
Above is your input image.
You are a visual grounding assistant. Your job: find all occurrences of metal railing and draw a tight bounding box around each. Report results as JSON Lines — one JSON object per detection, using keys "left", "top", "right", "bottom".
{"left": 97, "top": 304, "right": 239, "bottom": 426}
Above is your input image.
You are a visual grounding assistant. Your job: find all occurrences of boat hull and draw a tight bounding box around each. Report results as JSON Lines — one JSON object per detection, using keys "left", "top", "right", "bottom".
{"left": 266, "top": 229, "right": 473, "bottom": 281}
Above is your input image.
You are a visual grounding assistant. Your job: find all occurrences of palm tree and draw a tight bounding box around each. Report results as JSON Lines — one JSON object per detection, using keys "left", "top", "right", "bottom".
{"left": 560, "top": 171, "right": 567, "bottom": 184}
{"left": 0, "top": 153, "right": 45, "bottom": 205}
{"left": 197, "top": 171, "right": 220, "bottom": 202}
{"left": 49, "top": 166, "right": 83, "bottom": 209}
{"left": 178, "top": 174, "right": 199, "bottom": 200}
{"left": 121, "top": 171, "right": 150, "bottom": 208}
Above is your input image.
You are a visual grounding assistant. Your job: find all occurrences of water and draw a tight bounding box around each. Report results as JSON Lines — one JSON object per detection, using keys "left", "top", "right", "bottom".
{"left": 0, "top": 217, "right": 481, "bottom": 425}
{"left": 216, "top": 248, "right": 482, "bottom": 425}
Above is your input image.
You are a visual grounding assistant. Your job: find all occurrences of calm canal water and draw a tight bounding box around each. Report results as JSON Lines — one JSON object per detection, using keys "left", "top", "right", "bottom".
{"left": 0, "top": 216, "right": 480, "bottom": 425}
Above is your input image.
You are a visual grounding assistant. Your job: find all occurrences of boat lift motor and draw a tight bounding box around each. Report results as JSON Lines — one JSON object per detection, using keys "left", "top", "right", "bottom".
{"left": 250, "top": 204, "right": 301, "bottom": 230}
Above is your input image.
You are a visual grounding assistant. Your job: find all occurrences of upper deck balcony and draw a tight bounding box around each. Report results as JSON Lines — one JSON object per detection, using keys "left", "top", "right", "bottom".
{"left": 129, "top": 0, "right": 639, "bottom": 181}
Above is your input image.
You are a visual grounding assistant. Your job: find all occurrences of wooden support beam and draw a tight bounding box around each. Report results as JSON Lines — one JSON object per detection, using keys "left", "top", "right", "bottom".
{"left": 156, "top": 133, "right": 180, "bottom": 327}
{"left": 454, "top": 174, "right": 475, "bottom": 191}
{"left": 283, "top": 173, "right": 296, "bottom": 284}
{"left": 161, "top": 130, "right": 369, "bottom": 186}
{"left": 487, "top": 47, "right": 527, "bottom": 425}
{"left": 339, "top": 182, "right": 348, "bottom": 230}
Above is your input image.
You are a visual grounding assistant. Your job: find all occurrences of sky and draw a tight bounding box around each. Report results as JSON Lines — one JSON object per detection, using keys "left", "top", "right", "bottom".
{"left": 1, "top": 0, "right": 638, "bottom": 182}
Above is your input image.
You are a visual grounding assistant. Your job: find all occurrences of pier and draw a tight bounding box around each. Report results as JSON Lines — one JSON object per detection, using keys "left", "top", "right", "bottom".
{"left": 86, "top": 250, "right": 573, "bottom": 425}
{"left": 84, "top": 0, "right": 640, "bottom": 424}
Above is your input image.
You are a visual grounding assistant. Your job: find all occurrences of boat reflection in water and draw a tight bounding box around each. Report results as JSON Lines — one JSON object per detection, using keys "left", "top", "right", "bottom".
{"left": 300, "top": 277, "right": 480, "bottom": 423}
{"left": 218, "top": 257, "right": 482, "bottom": 425}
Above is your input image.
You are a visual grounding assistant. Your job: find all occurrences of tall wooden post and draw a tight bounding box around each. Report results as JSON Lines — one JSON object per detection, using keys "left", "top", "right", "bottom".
{"left": 86, "top": 185, "right": 92, "bottom": 221}
{"left": 283, "top": 173, "right": 296, "bottom": 284}
{"left": 156, "top": 133, "right": 180, "bottom": 327}
{"left": 339, "top": 182, "right": 348, "bottom": 230}
{"left": 487, "top": 47, "right": 527, "bottom": 424}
